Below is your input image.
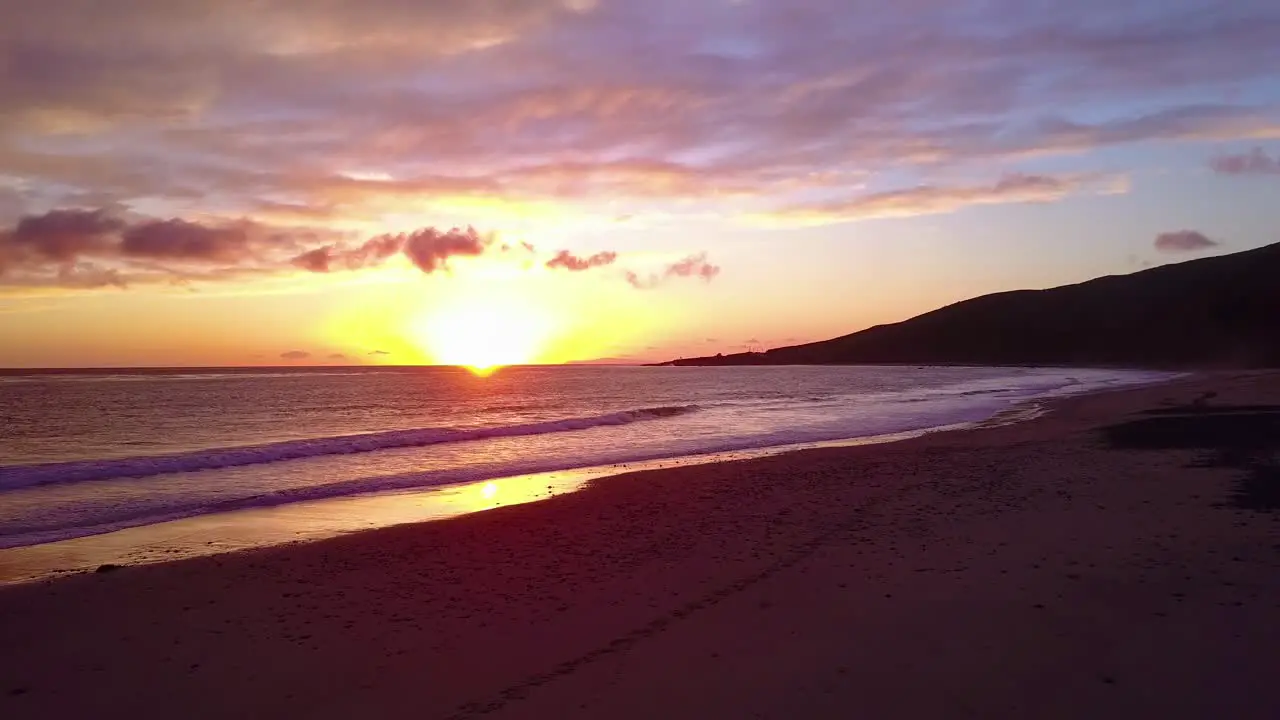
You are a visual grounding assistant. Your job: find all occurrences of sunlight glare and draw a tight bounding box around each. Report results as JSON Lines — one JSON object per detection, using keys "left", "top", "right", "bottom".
{"left": 410, "top": 292, "right": 556, "bottom": 373}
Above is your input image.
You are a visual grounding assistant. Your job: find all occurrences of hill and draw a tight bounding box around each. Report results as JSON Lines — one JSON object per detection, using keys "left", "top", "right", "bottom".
{"left": 667, "top": 242, "right": 1280, "bottom": 369}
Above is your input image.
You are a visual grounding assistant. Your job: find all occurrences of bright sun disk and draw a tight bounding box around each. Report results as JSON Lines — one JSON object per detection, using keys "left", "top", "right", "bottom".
{"left": 410, "top": 293, "right": 555, "bottom": 374}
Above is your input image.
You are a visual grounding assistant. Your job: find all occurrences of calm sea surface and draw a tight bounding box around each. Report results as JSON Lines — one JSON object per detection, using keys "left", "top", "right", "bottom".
{"left": 0, "top": 365, "right": 1173, "bottom": 549}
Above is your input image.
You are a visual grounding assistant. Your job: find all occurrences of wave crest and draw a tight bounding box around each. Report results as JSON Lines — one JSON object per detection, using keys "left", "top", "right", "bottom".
{"left": 0, "top": 405, "right": 700, "bottom": 490}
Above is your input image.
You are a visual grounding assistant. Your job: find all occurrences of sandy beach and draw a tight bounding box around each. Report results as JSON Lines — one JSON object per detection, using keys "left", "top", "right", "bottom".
{"left": 2, "top": 371, "right": 1277, "bottom": 719}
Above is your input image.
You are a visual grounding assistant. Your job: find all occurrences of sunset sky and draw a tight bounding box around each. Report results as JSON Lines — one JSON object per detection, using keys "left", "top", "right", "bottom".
{"left": 1, "top": 0, "right": 1278, "bottom": 368}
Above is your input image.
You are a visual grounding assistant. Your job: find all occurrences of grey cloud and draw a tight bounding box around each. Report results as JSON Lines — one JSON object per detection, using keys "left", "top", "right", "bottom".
{"left": 280, "top": 350, "right": 311, "bottom": 360}
{"left": 1154, "top": 230, "right": 1220, "bottom": 253}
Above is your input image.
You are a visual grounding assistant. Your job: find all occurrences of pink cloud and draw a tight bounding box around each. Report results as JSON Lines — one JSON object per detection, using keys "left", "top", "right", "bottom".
{"left": 399, "top": 226, "right": 488, "bottom": 274}
{"left": 545, "top": 249, "right": 617, "bottom": 271}
{"left": 1210, "top": 148, "right": 1280, "bottom": 175}
{"left": 626, "top": 252, "right": 720, "bottom": 289}
{"left": 290, "top": 234, "right": 403, "bottom": 272}
{"left": 757, "top": 173, "right": 1128, "bottom": 225}
{"left": 293, "top": 226, "right": 497, "bottom": 275}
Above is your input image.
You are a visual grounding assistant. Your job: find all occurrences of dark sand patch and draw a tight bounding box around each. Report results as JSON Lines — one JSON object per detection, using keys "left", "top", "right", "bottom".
{"left": 1101, "top": 403, "right": 1280, "bottom": 510}
{"left": 1141, "top": 404, "right": 1280, "bottom": 415}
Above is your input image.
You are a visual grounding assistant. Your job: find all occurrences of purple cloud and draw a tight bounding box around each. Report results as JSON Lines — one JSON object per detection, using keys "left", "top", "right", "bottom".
{"left": 0, "top": 0, "right": 1276, "bottom": 226}
{"left": 120, "top": 219, "right": 251, "bottom": 262}
{"left": 1154, "top": 230, "right": 1220, "bottom": 253}
{"left": 0, "top": 208, "right": 323, "bottom": 288}
{"left": 0, "top": 209, "right": 536, "bottom": 288}
{"left": 7, "top": 208, "right": 124, "bottom": 261}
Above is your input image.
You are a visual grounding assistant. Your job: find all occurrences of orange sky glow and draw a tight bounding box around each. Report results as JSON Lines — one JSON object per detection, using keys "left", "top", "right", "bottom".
{"left": 1, "top": 0, "right": 1277, "bottom": 368}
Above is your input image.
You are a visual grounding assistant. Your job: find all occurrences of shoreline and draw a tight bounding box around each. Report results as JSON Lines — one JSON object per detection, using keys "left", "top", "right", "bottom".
{"left": 0, "top": 372, "right": 1146, "bottom": 585}
{"left": 3, "top": 370, "right": 1277, "bottom": 718}
{"left": 0, "top": 421, "right": 987, "bottom": 585}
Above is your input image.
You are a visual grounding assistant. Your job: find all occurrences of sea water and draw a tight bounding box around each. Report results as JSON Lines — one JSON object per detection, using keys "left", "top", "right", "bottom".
{"left": 0, "top": 365, "right": 1174, "bottom": 550}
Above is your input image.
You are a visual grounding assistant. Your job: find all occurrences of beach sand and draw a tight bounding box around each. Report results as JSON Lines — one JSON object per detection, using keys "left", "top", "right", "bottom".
{"left": 2, "top": 372, "right": 1277, "bottom": 719}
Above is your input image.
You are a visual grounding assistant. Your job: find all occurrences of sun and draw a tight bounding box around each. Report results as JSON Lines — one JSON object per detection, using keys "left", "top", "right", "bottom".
{"left": 409, "top": 292, "right": 556, "bottom": 373}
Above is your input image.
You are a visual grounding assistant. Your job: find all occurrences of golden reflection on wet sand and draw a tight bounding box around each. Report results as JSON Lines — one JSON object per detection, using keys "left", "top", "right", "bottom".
{"left": 0, "top": 424, "right": 965, "bottom": 585}
{"left": 0, "top": 469, "right": 594, "bottom": 585}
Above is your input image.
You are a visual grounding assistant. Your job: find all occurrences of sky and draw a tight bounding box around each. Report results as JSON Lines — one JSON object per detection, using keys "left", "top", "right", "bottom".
{"left": 1, "top": 0, "right": 1279, "bottom": 368}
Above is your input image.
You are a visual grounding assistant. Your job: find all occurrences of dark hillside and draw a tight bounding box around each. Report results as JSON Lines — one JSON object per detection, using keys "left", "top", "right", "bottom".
{"left": 669, "top": 242, "right": 1280, "bottom": 368}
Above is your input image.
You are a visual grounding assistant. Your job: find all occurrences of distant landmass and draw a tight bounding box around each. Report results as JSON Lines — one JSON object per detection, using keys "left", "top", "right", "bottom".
{"left": 665, "top": 241, "right": 1280, "bottom": 369}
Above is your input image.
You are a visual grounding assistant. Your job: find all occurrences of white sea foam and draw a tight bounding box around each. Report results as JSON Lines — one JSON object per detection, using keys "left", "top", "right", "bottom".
{"left": 0, "top": 366, "right": 1178, "bottom": 549}
{"left": 0, "top": 405, "right": 699, "bottom": 490}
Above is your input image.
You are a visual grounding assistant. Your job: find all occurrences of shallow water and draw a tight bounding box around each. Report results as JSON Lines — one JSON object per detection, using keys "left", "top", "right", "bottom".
{"left": 0, "top": 365, "right": 1174, "bottom": 549}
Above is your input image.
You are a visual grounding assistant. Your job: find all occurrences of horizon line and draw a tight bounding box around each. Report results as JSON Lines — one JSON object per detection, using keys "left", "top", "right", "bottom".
{"left": 0, "top": 361, "right": 649, "bottom": 373}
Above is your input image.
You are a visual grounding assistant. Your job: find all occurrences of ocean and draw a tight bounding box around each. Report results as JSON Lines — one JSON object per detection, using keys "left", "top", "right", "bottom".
{"left": 0, "top": 365, "right": 1174, "bottom": 551}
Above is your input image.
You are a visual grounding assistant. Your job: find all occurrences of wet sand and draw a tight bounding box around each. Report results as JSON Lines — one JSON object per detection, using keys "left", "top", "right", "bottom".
{"left": 0, "top": 426, "right": 961, "bottom": 585}
{"left": 2, "top": 371, "right": 1278, "bottom": 719}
